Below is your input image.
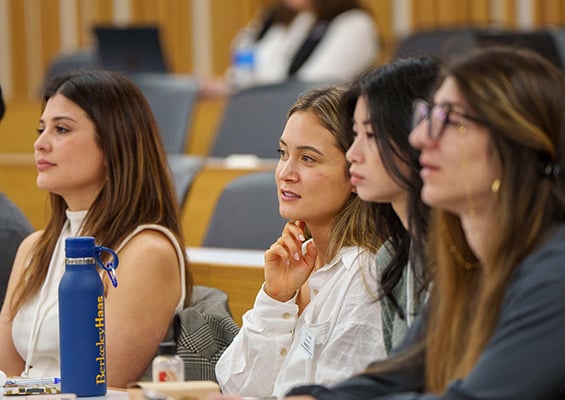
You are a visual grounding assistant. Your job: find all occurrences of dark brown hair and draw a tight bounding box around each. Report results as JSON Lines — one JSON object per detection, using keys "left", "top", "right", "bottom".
{"left": 11, "top": 70, "right": 193, "bottom": 314}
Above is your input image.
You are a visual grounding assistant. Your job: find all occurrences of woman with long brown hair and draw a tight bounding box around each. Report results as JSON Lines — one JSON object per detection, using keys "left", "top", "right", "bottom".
{"left": 0, "top": 70, "right": 192, "bottom": 388}
{"left": 285, "top": 46, "right": 565, "bottom": 399}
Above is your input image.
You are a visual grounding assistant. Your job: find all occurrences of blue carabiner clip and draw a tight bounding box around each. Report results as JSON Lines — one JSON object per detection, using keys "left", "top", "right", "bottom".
{"left": 94, "top": 246, "right": 120, "bottom": 288}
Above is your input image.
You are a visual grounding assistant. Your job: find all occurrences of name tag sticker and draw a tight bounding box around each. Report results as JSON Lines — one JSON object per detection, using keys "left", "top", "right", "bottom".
{"left": 300, "top": 327, "right": 315, "bottom": 359}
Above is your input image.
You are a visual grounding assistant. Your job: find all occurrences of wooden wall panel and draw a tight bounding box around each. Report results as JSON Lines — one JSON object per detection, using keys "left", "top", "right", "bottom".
{"left": 8, "top": 0, "right": 27, "bottom": 101}
{"left": 4, "top": 0, "right": 565, "bottom": 101}
{"left": 166, "top": 0, "right": 194, "bottom": 73}
{"left": 412, "top": 0, "right": 438, "bottom": 30}
{"left": 536, "top": 0, "right": 565, "bottom": 26}
{"left": 362, "top": 0, "right": 394, "bottom": 63}
{"left": 469, "top": 0, "right": 491, "bottom": 25}
{"left": 503, "top": 0, "right": 517, "bottom": 27}
{"left": 40, "top": 0, "right": 61, "bottom": 95}
{"left": 209, "top": 0, "right": 270, "bottom": 75}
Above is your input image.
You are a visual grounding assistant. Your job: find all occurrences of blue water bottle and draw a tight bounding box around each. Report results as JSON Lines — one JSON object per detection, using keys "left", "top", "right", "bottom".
{"left": 59, "top": 237, "right": 119, "bottom": 397}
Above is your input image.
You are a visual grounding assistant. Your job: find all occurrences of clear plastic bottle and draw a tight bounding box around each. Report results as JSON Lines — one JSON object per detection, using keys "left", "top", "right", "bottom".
{"left": 229, "top": 28, "right": 256, "bottom": 89}
{"left": 152, "top": 342, "right": 185, "bottom": 382}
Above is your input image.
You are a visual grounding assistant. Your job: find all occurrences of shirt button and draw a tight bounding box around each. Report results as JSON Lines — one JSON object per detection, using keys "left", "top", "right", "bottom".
{"left": 313, "top": 289, "right": 319, "bottom": 295}
{"left": 282, "top": 312, "right": 290, "bottom": 319}
{"left": 280, "top": 348, "right": 287, "bottom": 356}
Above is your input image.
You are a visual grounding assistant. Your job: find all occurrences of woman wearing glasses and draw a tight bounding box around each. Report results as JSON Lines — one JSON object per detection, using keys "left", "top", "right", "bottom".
{"left": 285, "top": 46, "right": 565, "bottom": 399}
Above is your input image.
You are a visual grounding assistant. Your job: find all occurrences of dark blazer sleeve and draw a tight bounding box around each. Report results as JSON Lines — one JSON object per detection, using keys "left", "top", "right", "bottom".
{"left": 287, "top": 226, "right": 565, "bottom": 400}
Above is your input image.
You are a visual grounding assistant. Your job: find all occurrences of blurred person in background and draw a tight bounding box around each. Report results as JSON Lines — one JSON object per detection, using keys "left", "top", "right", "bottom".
{"left": 200, "top": 0, "right": 379, "bottom": 98}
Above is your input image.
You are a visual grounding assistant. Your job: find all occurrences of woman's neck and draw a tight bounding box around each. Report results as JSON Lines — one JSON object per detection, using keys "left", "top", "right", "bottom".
{"left": 307, "top": 222, "right": 331, "bottom": 267}
{"left": 392, "top": 194, "right": 409, "bottom": 230}
{"left": 460, "top": 210, "right": 493, "bottom": 265}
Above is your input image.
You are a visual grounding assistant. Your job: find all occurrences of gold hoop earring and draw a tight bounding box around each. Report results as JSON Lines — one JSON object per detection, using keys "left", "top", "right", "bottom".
{"left": 491, "top": 178, "right": 501, "bottom": 193}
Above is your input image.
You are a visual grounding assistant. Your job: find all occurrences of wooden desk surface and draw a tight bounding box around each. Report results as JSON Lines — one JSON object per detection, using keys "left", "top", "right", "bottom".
{"left": 188, "top": 247, "right": 265, "bottom": 326}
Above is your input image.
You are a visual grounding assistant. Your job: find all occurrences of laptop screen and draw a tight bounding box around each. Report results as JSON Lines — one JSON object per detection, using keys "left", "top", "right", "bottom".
{"left": 93, "top": 26, "right": 169, "bottom": 74}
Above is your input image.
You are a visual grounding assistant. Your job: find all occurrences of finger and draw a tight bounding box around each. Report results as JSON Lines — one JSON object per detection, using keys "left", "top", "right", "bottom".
{"left": 277, "top": 234, "right": 301, "bottom": 262}
{"left": 302, "top": 240, "right": 318, "bottom": 269}
{"left": 283, "top": 221, "right": 306, "bottom": 243}
{"left": 264, "top": 242, "right": 290, "bottom": 265}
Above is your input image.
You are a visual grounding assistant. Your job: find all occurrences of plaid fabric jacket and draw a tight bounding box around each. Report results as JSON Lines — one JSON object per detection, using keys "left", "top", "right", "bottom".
{"left": 174, "top": 286, "right": 240, "bottom": 382}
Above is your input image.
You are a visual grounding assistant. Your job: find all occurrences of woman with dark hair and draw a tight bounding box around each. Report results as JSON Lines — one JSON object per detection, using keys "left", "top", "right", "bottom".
{"left": 342, "top": 57, "right": 439, "bottom": 353}
{"left": 215, "top": 87, "right": 385, "bottom": 398}
{"left": 285, "top": 47, "right": 565, "bottom": 399}
{"left": 0, "top": 70, "right": 193, "bottom": 387}
{"left": 200, "top": 0, "right": 378, "bottom": 98}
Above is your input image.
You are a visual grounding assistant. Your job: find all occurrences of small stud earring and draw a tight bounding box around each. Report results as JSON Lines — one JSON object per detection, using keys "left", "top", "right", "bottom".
{"left": 491, "top": 178, "right": 501, "bottom": 193}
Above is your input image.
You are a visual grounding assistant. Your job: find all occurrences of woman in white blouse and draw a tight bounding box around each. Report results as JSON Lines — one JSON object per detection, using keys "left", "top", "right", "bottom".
{"left": 215, "top": 86, "right": 386, "bottom": 398}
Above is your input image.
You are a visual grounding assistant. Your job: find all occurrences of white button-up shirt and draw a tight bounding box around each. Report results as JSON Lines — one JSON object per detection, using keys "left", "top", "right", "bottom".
{"left": 215, "top": 246, "right": 386, "bottom": 398}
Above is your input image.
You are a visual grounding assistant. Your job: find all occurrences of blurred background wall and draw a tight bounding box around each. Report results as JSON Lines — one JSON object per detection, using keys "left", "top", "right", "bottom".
{"left": 1, "top": 0, "right": 564, "bottom": 102}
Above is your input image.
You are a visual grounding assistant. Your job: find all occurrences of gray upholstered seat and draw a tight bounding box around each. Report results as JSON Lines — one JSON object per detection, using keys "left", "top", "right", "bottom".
{"left": 209, "top": 79, "right": 327, "bottom": 158}
{"left": 133, "top": 73, "right": 200, "bottom": 154}
{"left": 203, "top": 171, "right": 286, "bottom": 250}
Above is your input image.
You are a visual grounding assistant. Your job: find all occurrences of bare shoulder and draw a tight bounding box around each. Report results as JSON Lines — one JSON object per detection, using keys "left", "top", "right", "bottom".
{"left": 121, "top": 228, "right": 177, "bottom": 254}
{"left": 12, "top": 230, "right": 42, "bottom": 272}
{"left": 18, "top": 230, "right": 42, "bottom": 252}
{"left": 116, "top": 228, "right": 180, "bottom": 271}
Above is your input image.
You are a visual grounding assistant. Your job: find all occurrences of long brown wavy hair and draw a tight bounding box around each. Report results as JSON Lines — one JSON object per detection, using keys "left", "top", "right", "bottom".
{"left": 10, "top": 70, "right": 193, "bottom": 316}
{"left": 424, "top": 46, "right": 565, "bottom": 392}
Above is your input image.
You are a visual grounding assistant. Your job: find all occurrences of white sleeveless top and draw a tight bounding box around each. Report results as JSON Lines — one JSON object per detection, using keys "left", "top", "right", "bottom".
{"left": 12, "top": 210, "right": 187, "bottom": 377}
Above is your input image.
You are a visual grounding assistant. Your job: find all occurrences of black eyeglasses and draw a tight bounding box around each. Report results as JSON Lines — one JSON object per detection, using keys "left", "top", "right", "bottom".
{"left": 412, "top": 99, "right": 485, "bottom": 141}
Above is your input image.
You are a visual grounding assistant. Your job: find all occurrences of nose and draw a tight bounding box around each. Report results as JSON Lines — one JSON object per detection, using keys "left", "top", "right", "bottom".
{"left": 34, "top": 131, "right": 49, "bottom": 152}
{"left": 276, "top": 157, "right": 298, "bottom": 183}
{"left": 409, "top": 121, "right": 430, "bottom": 150}
{"left": 346, "top": 134, "right": 363, "bottom": 164}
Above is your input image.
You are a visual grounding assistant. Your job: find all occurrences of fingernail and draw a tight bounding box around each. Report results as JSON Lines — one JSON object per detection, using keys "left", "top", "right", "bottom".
{"left": 294, "top": 252, "right": 300, "bottom": 260}
{"left": 299, "top": 234, "right": 305, "bottom": 242}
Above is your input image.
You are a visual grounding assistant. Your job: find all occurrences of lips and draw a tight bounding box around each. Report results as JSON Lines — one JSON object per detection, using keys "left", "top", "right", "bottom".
{"left": 349, "top": 170, "right": 364, "bottom": 186}
{"left": 36, "top": 159, "right": 55, "bottom": 171}
{"left": 280, "top": 189, "right": 301, "bottom": 200}
{"left": 418, "top": 156, "right": 440, "bottom": 178}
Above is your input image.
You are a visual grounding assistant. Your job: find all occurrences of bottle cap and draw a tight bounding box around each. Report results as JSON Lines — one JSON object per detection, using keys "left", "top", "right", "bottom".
{"left": 65, "top": 237, "right": 95, "bottom": 258}
{"left": 157, "top": 342, "right": 177, "bottom": 356}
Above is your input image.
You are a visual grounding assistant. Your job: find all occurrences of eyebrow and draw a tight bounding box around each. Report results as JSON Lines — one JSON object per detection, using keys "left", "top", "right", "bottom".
{"left": 435, "top": 100, "right": 471, "bottom": 113}
{"left": 351, "top": 117, "right": 372, "bottom": 128}
{"left": 39, "top": 116, "right": 79, "bottom": 124}
{"left": 279, "top": 139, "right": 324, "bottom": 156}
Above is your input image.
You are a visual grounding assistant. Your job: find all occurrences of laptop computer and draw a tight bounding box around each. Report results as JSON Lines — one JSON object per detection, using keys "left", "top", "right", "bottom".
{"left": 93, "top": 26, "right": 169, "bottom": 74}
